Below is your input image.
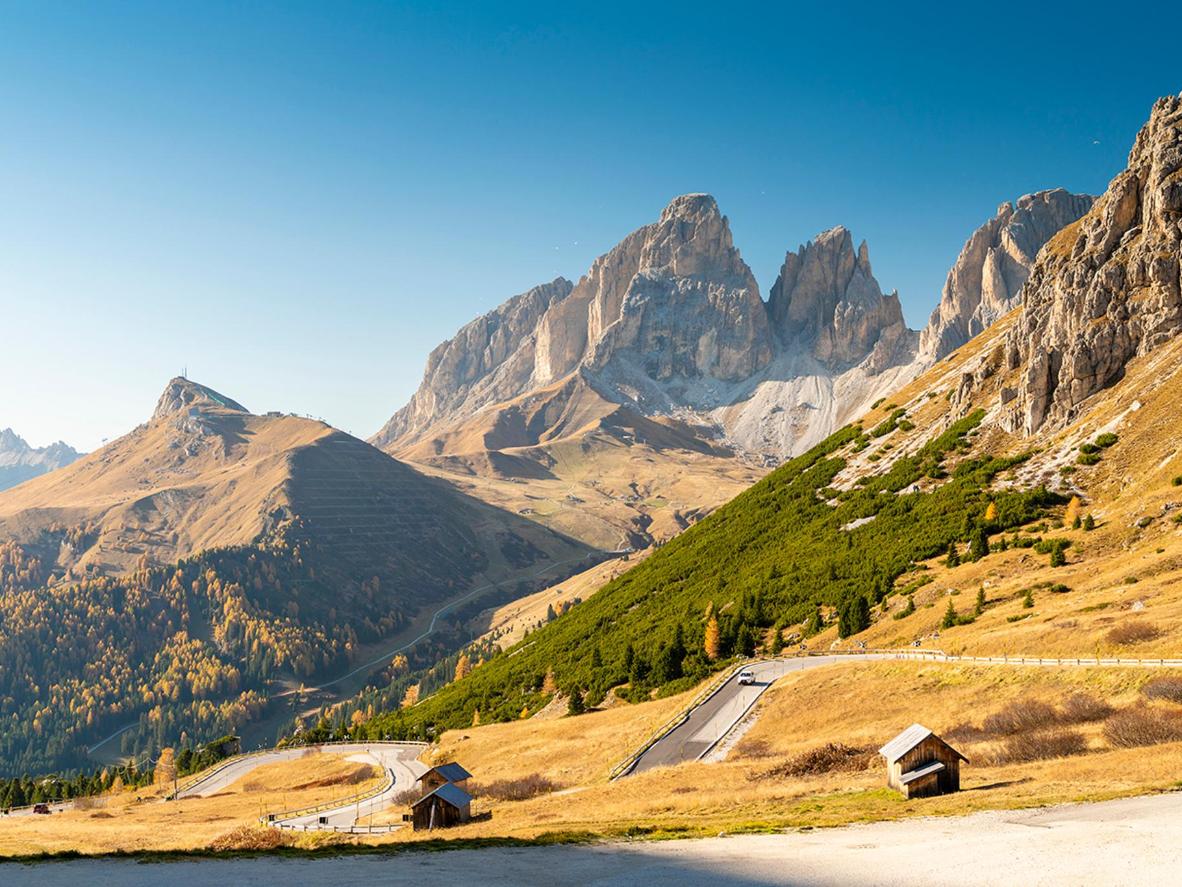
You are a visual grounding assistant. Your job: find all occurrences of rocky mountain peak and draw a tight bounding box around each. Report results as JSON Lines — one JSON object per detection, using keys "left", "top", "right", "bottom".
{"left": 153, "top": 377, "right": 249, "bottom": 420}
{"left": 918, "top": 189, "right": 1094, "bottom": 364}
{"left": 766, "top": 226, "right": 911, "bottom": 370}
{"left": 1001, "top": 93, "right": 1182, "bottom": 433}
{"left": 0, "top": 428, "right": 82, "bottom": 492}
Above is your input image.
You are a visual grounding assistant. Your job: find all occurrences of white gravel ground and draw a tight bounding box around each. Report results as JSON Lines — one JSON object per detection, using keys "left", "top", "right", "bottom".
{"left": 6, "top": 791, "right": 1181, "bottom": 886}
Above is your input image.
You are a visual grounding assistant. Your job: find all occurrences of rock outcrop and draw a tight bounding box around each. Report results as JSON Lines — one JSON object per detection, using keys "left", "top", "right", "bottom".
{"left": 918, "top": 189, "right": 1095, "bottom": 364}
{"left": 1003, "top": 94, "right": 1182, "bottom": 434}
{"left": 0, "top": 429, "right": 81, "bottom": 492}
{"left": 153, "top": 377, "right": 248, "bottom": 419}
{"left": 768, "top": 226, "right": 913, "bottom": 372}
{"left": 373, "top": 278, "right": 573, "bottom": 448}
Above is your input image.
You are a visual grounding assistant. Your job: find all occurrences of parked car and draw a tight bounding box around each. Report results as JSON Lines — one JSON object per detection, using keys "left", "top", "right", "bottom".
{"left": 32, "top": 803, "right": 50, "bottom": 815}
{"left": 737, "top": 670, "right": 756, "bottom": 686}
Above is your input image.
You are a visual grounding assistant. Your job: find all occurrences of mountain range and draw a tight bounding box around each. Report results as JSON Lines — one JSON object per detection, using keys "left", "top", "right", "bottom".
{"left": 370, "top": 187, "right": 1093, "bottom": 549}
{"left": 0, "top": 429, "right": 80, "bottom": 493}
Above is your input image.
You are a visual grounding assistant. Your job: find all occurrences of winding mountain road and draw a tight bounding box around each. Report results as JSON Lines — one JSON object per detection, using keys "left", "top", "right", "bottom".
{"left": 624, "top": 649, "right": 1182, "bottom": 775}
{"left": 176, "top": 741, "right": 426, "bottom": 830}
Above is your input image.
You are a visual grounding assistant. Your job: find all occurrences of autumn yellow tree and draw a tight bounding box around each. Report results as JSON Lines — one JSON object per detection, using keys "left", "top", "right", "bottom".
{"left": 704, "top": 613, "right": 721, "bottom": 661}
{"left": 390, "top": 653, "right": 408, "bottom": 673}
{"left": 472, "top": 709, "right": 481, "bottom": 726}
{"left": 154, "top": 747, "right": 177, "bottom": 788}
{"left": 401, "top": 683, "right": 421, "bottom": 708}
{"left": 350, "top": 709, "right": 367, "bottom": 728}
{"left": 541, "top": 668, "right": 558, "bottom": 694}
{"left": 454, "top": 653, "right": 472, "bottom": 681}
{"left": 984, "top": 501, "right": 998, "bottom": 521}
{"left": 1064, "top": 495, "right": 1082, "bottom": 527}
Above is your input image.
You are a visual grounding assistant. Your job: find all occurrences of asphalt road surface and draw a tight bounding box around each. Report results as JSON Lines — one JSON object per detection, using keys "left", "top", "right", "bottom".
{"left": 628, "top": 654, "right": 900, "bottom": 774}
{"left": 15, "top": 792, "right": 1182, "bottom": 886}
{"left": 177, "top": 742, "right": 425, "bottom": 830}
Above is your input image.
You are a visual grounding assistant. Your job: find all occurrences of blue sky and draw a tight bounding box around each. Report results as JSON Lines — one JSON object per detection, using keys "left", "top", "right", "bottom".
{"left": 1, "top": 1, "right": 1177, "bottom": 450}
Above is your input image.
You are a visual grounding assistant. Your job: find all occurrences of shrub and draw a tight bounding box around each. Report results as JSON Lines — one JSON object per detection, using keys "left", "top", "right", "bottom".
{"left": 209, "top": 825, "right": 292, "bottom": 851}
{"left": 987, "top": 729, "right": 1088, "bottom": 764}
{"left": 470, "top": 773, "right": 560, "bottom": 802}
{"left": 981, "top": 699, "right": 1059, "bottom": 735}
{"left": 1079, "top": 443, "right": 1100, "bottom": 455}
{"left": 1106, "top": 621, "right": 1161, "bottom": 645}
{"left": 1060, "top": 693, "right": 1114, "bottom": 723}
{"left": 1077, "top": 452, "right": 1101, "bottom": 466}
{"left": 1103, "top": 706, "right": 1182, "bottom": 748}
{"left": 1173, "top": 475, "right": 1182, "bottom": 487}
{"left": 1094, "top": 433, "right": 1118, "bottom": 448}
{"left": 1140, "top": 677, "right": 1182, "bottom": 704}
{"left": 752, "top": 743, "right": 876, "bottom": 779}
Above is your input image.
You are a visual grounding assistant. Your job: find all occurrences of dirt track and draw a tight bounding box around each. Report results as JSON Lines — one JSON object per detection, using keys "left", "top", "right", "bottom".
{"left": 10, "top": 791, "right": 1181, "bottom": 885}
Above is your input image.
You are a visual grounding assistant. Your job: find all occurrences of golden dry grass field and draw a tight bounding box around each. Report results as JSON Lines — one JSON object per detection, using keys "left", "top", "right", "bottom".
{"left": 0, "top": 750, "right": 382, "bottom": 856}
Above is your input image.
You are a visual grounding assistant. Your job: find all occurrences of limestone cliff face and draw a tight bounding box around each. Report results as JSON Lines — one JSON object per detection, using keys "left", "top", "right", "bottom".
{"left": 918, "top": 190, "right": 1095, "bottom": 364}
{"left": 373, "top": 278, "right": 573, "bottom": 449}
{"left": 767, "top": 227, "right": 916, "bottom": 373}
{"left": 1002, "top": 94, "right": 1182, "bottom": 434}
{"left": 536, "top": 193, "right": 774, "bottom": 387}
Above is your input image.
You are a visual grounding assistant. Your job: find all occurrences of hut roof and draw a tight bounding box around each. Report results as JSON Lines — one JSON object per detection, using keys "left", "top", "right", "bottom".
{"left": 879, "top": 723, "right": 967, "bottom": 763}
{"left": 420, "top": 762, "right": 473, "bottom": 783}
{"left": 413, "top": 781, "right": 472, "bottom": 810}
{"left": 899, "top": 760, "right": 945, "bottom": 785}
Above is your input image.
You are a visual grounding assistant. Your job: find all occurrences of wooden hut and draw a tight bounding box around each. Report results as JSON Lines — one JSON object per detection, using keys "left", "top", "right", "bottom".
{"left": 418, "top": 761, "right": 473, "bottom": 793}
{"left": 879, "top": 723, "right": 967, "bottom": 799}
{"left": 411, "top": 781, "right": 473, "bottom": 831}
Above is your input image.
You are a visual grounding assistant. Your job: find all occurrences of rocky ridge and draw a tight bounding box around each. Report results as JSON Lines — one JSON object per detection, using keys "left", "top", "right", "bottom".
{"left": 918, "top": 189, "right": 1095, "bottom": 365}
{"left": 377, "top": 195, "right": 912, "bottom": 461}
{"left": 998, "top": 94, "right": 1182, "bottom": 434}
{"left": 0, "top": 428, "right": 81, "bottom": 492}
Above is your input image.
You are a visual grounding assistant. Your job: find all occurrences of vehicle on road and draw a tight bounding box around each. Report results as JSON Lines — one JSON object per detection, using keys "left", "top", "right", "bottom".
{"left": 33, "top": 803, "right": 50, "bottom": 815}
{"left": 737, "top": 670, "right": 756, "bottom": 686}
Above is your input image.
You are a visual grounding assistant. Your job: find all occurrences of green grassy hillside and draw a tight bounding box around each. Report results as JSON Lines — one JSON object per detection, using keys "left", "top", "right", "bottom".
{"left": 346, "top": 410, "right": 1057, "bottom": 740}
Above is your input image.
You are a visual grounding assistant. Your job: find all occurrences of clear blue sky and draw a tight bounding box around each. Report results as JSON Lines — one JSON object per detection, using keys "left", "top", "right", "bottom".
{"left": 1, "top": 1, "right": 1177, "bottom": 450}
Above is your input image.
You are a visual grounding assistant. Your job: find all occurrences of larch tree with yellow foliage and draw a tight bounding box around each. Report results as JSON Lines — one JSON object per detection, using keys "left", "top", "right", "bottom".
{"left": 153, "top": 748, "right": 177, "bottom": 788}
{"left": 704, "top": 613, "right": 721, "bottom": 661}
{"left": 984, "top": 501, "right": 998, "bottom": 522}
{"left": 401, "top": 683, "right": 421, "bottom": 708}
{"left": 1064, "top": 496, "right": 1082, "bottom": 528}
{"left": 454, "top": 653, "right": 472, "bottom": 682}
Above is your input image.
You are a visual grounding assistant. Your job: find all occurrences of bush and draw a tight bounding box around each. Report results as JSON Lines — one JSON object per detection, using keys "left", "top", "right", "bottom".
{"left": 1106, "top": 621, "right": 1161, "bottom": 645}
{"left": 1094, "top": 433, "right": 1118, "bottom": 448}
{"left": 209, "top": 825, "right": 292, "bottom": 851}
{"left": 1103, "top": 706, "right": 1182, "bottom": 748}
{"left": 1060, "top": 693, "right": 1114, "bottom": 723}
{"left": 1140, "top": 677, "right": 1182, "bottom": 704}
{"left": 470, "top": 773, "right": 560, "bottom": 802}
{"left": 752, "top": 743, "right": 876, "bottom": 779}
{"left": 1077, "top": 452, "right": 1102, "bottom": 466}
{"left": 981, "top": 699, "right": 1059, "bottom": 735}
{"left": 1173, "top": 475, "right": 1182, "bottom": 487}
{"left": 987, "top": 729, "right": 1088, "bottom": 764}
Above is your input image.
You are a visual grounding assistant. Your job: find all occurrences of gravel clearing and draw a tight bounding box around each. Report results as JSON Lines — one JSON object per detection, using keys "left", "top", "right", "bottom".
{"left": 7, "top": 791, "right": 1182, "bottom": 886}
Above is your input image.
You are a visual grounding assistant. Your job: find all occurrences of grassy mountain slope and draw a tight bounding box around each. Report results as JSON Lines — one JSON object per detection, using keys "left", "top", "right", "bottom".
{"left": 0, "top": 378, "right": 591, "bottom": 773}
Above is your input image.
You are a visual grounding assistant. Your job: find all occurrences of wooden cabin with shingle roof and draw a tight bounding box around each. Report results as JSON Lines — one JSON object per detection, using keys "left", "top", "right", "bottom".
{"left": 879, "top": 724, "right": 967, "bottom": 798}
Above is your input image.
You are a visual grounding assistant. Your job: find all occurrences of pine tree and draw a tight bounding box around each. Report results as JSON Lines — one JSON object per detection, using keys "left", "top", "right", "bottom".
{"left": 736, "top": 623, "right": 756, "bottom": 657}
{"left": 970, "top": 527, "right": 989, "bottom": 561}
{"left": 1050, "top": 544, "right": 1067, "bottom": 568}
{"left": 1023, "top": 588, "right": 1034, "bottom": 608}
{"left": 804, "top": 606, "right": 823, "bottom": 637}
{"left": 975, "top": 587, "right": 986, "bottom": 616}
{"left": 941, "top": 599, "right": 958, "bottom": 629}
{"left": 1083, "top": 514, "right": 1096, "bottom": 531}
{"left": 566, "top": 687, "right": 585, "bottom": 716}
{"left": 945, "top": 542, "right": 960, "bottom": 568}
